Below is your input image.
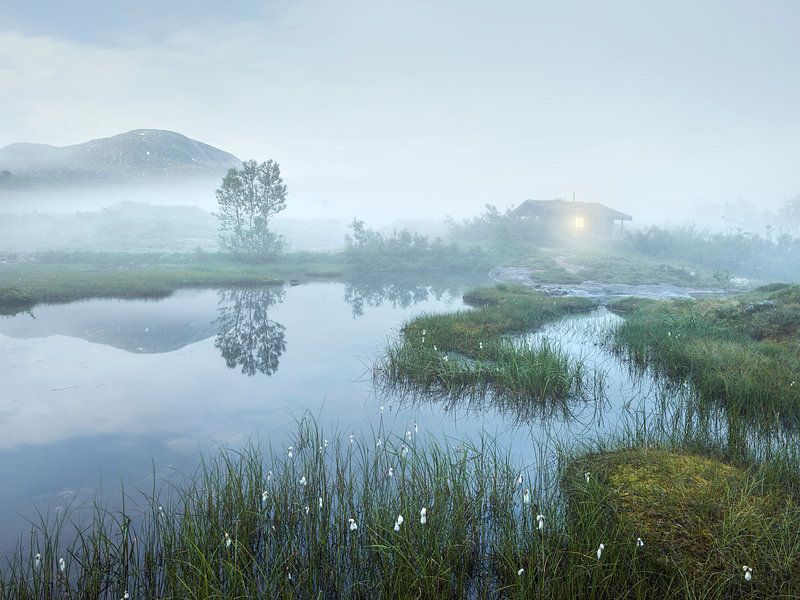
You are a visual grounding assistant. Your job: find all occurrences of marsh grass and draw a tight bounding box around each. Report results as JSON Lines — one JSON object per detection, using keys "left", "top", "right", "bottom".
{"left": 609, "top": 286, "right": 800, "bottom": 427}
{"left": 6, "top": 408, "right": 800, "bottom": 599}
{"left": 0, "top": 418, "right": 565, "bottom": 599}
{"left": 0, "top": 251, "right": 348, "bottom": 315}
{"left": 374, "top": 285, "right": 601, "bottom": 416}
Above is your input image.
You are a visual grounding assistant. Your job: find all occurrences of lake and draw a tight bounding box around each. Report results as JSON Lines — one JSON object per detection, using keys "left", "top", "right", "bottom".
{"left": 0, "top": 281, "right": 674, "bottom": 552}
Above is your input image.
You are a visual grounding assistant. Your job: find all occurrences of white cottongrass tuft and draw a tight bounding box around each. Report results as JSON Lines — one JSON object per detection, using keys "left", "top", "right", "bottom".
{"left": 584, "top": 472, "right": 591, "bottom": 483}
{"left": 536, "top": 514, "right": 544, "bottom": 531}
{"left": 636, "top": 537, "right": 644, "bottom": 548}
{"left": 517, "top": 567, "right": 525, "bottom": 576}
{"left": 349, "top": 434, "right": 355, "bottom": 444}
{"left": 123, "top": 592, "right": 130, "bottom": 599}
{"left": 743, "top": 565, "right": 753, "bottom": 581}
{"left": 420, "top": 507, "right": 428, "bottom": 524}
{"left": 376, "top": 438, "right": 382, "bottom": 447}
{"left": 319, "top": 496, "right": 323, "bottom": 509}
{"left": 224, "top": 532, "right": 232, "bottom": 548}
{"left": 34, "top": 553, "right": 41, "bottom": 569}
{"left": 58, "top": 557, "right": 65, "bottom": 573}
{"left": 516, "top": 473, "right": 523, "bottom": 487}
{"left": 349, "top": 518, "right": 358, "bottom": 531}
{"left": 388, "top": 467, "right": 394, "bottom": 477}
{"left": 523, "top": 489, "right": 531, "bottom": 505}
{"left": 261, "top": 490, "right": 269, "bottom": 504}
{"left": 287, "top": 447, "right": 293, "bottom": 459}
{"left": 299, "top": 475, "right": 307, "bottom": 486}
{"left": 394, "top": 514, "right": 404, "bottom": 531}
{"left": 596, "top": 543, "right": 605, "bottom": 560}
{"left": 414, "top": 422, "right": 418, "bottom": 433}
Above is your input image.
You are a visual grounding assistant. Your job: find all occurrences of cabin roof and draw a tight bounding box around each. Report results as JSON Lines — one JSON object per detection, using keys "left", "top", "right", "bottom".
{"left": 511, "top": 199, "right": 632, "bottom": 221}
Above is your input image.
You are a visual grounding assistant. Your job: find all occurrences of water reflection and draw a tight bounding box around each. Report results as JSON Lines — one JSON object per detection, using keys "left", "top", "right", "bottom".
{"left": 214, "top": 287, "right": 286, "bottom": 376}
{"left": 343, "top": 276, "right": 476, "bottom": 318}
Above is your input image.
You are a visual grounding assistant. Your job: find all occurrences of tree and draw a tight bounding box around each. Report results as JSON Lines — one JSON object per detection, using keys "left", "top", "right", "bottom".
{"left": 216, "top": 159, "right": 287, "bottom": 258}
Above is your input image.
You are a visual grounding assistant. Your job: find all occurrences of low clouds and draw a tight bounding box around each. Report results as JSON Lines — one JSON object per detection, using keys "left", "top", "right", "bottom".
{"left": 1, "top": 1, "right": 799, "bottom": 223}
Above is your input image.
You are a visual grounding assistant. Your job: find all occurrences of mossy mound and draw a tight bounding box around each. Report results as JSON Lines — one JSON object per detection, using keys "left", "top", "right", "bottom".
{"left": 567, "top": 449, "right": 800, "bottom": 596}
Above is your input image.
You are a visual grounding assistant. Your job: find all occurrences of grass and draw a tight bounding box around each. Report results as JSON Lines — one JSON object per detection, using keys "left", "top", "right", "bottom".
{"left": 609, "top": 284, "right": 800, "bottom": 427}
{"left": 513, "top": 243, "right": 720, "bottom": 287}
{"left": 0, "top": 251, "right": 344, "bottom": 315}
{"left": 565, "top": 446, "right": 800, "bottom": 598}
{"left": 0, "top": 417, "right": 558, "bottom": 599}
{"left": 6, "top": 411, "right": 800, "bottom": 599}
{"left": 374, "top": 284, "right": 601, "bottom": 414}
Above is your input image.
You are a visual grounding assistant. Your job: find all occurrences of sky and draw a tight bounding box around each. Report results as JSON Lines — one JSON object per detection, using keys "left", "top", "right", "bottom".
{"left": 1, "top": 0, "right": 798, "bottom": 224}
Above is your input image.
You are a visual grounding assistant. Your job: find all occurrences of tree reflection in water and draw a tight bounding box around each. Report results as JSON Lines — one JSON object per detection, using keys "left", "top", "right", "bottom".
{"left": 344, "top": 276, "right": 471, "bottom": 318}
{"left": 214, "top": 287, "right": 286, "bottom": 376}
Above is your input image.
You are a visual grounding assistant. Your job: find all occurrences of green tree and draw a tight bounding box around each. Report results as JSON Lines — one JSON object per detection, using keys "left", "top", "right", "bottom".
{"left": 216, "top": 159, "right": 287, "bottom": 258}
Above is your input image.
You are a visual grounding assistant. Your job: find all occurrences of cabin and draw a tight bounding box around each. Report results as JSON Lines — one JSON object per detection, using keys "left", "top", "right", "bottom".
{"left": 510, "top": 199, "right": 632, "bottom": 239}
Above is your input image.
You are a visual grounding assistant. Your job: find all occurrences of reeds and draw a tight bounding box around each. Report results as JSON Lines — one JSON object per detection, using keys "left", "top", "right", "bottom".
{"left": 374, "top": 285, "right": 602, "bottom": 418}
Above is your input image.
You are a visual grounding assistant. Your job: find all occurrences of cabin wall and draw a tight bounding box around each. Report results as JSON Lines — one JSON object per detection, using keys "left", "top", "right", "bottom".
{"left": 523, "top": 213, "right": 622, "bottom": 239}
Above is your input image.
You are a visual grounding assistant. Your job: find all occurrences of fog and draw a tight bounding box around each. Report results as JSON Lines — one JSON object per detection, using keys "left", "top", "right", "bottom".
{"left": 2, "top": 1, "right": 799, "bottom": 227}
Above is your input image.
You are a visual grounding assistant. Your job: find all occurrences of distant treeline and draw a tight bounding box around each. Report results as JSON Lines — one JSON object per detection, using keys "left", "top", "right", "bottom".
{"left": 626, "top": 225, "right": 800, "bottom": 282}
{"left": 343, "top": 219, "right": 493, "bottom": 274}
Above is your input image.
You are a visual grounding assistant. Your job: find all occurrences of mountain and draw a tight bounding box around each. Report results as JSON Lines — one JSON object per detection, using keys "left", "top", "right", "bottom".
{"left": 0, "top": 129, "right": 241, "bottom": 188}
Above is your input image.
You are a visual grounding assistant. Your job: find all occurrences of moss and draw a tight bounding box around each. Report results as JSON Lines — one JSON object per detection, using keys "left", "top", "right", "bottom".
{"left": 567, "top": 448, "right": 800, "bottom": 594}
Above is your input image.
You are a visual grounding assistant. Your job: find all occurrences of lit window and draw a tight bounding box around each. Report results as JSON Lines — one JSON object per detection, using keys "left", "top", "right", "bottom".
{"left": 575, "top": 216, "right": 585, "bottom": 229}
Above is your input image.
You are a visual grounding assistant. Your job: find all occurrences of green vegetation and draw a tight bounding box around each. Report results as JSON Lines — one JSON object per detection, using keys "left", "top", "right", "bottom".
{"left": 609, "top": 285, "right": 800, "bottom": 426}
{"left": 6, "top": 412, "right": 800, "bottom": 599}
{"left": 375, "top": 285, "right": 600, "bottom": 414}
{"left": 0, "top": 419, "right": 554, "bottom": 599}
{"left": 216, "top": 159, "right": 288, "bottom": 258}
{"left": 627, "top": 225, "right": 800, "bottom": 282}
{"left": 447, "top": 205, "right": 800, "bottom": 285}
{"left": 0, "top": 251, "right": 343, "bottom": 315}
{"left": 344, "top": 219, "right": 493, "bottom": 275}
{"left": 565, "top": 446, "right": 800, "bottom": 598}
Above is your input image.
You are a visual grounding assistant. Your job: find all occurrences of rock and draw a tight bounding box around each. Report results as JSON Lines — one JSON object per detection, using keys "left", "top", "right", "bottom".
{"left": 743, "top": 300, "right": 777, "bottom": 313}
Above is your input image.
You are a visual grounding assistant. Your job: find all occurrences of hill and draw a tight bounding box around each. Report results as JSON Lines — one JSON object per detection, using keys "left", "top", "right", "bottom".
{"left": 0, "top": 129, "right": 241, "bottom": 188}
